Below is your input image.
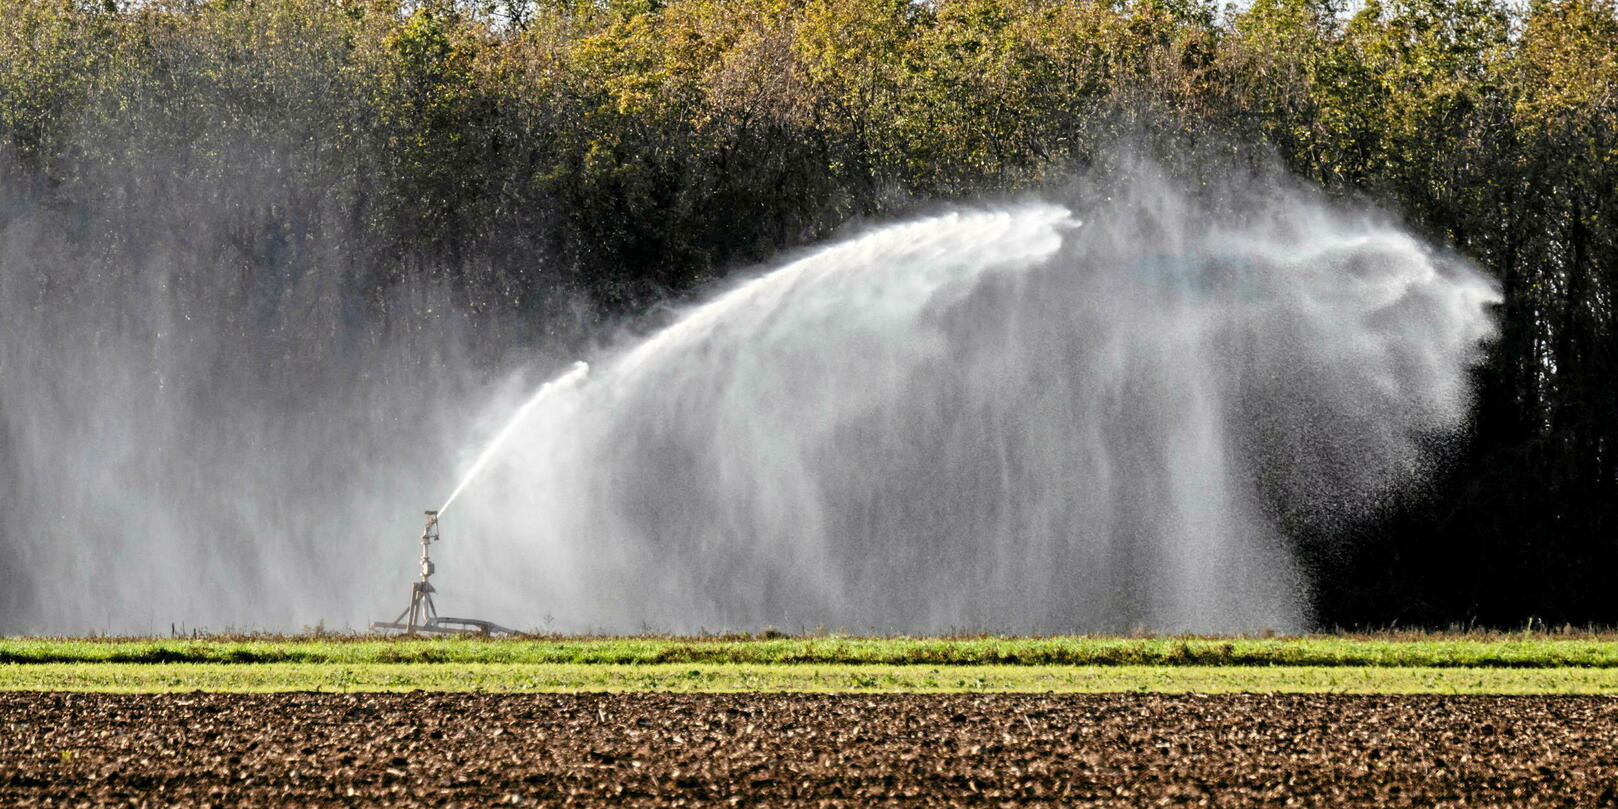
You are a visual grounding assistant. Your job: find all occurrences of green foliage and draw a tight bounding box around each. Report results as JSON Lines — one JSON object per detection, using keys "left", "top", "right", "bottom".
{"left": 0, "top": 0, "right": 104, "bottom": 168}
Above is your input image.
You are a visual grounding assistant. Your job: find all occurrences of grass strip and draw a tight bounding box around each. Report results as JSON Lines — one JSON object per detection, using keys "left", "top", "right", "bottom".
{"left": 5, "top": 663, "right": 1618, "bottom": 694}
{"left": 4, "top": 636, "right": 1618, "bottom": 667}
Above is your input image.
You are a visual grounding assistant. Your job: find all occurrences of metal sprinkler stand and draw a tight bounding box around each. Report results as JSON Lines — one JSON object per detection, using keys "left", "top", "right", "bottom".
{"left": 371, "top": 510, "right": 516, "bottom": 636}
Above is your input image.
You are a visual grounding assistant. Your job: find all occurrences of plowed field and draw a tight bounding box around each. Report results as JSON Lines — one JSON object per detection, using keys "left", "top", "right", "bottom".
{"left": 4, "top": 692, "right": 1616, "bottom": 807}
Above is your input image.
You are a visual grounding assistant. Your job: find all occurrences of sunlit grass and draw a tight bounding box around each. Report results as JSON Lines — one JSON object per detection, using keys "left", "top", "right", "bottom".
{"left": 3, "top": 633, "right": 1618, "bottom": 667}
{"left": 4, "top": 662, "right": 1617, "bottom": 694}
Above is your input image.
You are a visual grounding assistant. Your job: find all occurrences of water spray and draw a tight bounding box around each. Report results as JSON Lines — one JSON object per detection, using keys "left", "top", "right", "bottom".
{"left": 438, "top": 361, "right": 590, "bottom": 517}
{"left": 442, "top": 195, "right": 1495, "bottom": 634}
{"left": 371, "top": 361, "right": 590, "bottom": 634}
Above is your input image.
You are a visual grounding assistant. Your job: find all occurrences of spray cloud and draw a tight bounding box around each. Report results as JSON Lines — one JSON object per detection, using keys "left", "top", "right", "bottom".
{"left": 0, "top": 142, "right": 1496, "bottom": 633}
{"left": 440, "top": 169, "right": 1497, "bottom": 634}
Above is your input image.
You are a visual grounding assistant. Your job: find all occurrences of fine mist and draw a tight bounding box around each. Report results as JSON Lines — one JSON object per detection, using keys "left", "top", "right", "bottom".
{"left": 0, "top": 155, "right": 562, "bottom": 635}
{"left": 0, "top": 150, "right": 1496, "bottom": 634}
{"left": 442, "top": 169, "right": 1499, "bottom": 635}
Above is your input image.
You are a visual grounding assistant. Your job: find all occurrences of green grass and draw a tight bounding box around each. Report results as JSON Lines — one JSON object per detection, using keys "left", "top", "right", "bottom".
{"left": 4, "top": 634, "right": 1618, "bottom": 668}
{"left": 7, "top": 635, "right": 1615, "bottom": 693}
{"left": 5, "top": 662, "right": 1618, "bottom": 693}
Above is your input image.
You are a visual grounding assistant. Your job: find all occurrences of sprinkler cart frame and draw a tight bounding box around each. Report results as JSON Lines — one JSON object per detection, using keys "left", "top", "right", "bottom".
{"left": 371, "top": 510, "right": 517, "bottom": 636}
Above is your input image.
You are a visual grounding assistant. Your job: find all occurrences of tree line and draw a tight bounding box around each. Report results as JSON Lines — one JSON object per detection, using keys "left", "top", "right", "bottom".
{"left": 1, "top": 0, "right": 1613, "bottom": 627}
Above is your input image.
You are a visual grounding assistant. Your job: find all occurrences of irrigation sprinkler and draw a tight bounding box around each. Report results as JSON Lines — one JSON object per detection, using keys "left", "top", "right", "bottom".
{"left": 371, "top": 510, "right": 516, "bottom": 636}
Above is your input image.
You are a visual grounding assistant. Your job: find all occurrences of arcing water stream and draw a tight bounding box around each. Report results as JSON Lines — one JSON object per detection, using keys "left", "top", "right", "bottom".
{"left": 436, "top": 178, "right": 1498, "bottom": 634}
{"left": 438, "top": 361, "right": 590, "bottom": 517}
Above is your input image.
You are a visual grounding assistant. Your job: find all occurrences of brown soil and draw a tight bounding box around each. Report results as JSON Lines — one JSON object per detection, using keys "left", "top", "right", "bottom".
{"left": 3, "top": 692, "right": 1616, "bottom": 807}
